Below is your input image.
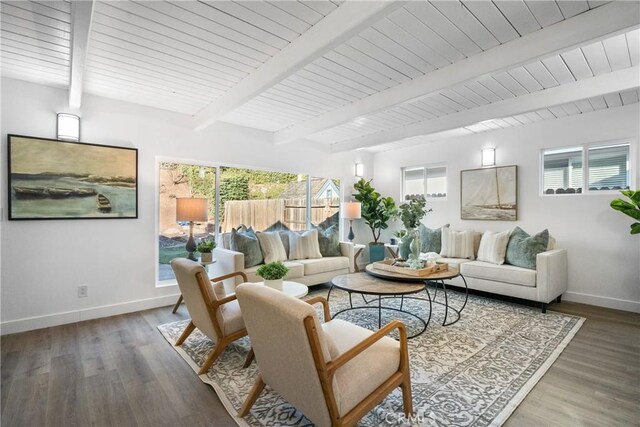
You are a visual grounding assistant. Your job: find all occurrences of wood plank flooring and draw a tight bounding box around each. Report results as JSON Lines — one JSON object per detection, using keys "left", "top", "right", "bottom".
{"left": 2, "top": 300, "right": 638, "bottom": 426}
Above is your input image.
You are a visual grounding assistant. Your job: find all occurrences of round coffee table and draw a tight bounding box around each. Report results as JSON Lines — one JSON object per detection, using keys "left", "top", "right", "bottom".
{"left": 329, "top": 273, "right": 431, "bottom": 338}
{"left": 365, "top": 263, "right": 469, "bottom": 326}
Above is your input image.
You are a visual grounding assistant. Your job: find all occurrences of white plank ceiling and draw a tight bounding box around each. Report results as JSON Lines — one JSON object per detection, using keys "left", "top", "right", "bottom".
{"left": 1, "top": 0, "right": 638, "bottom": 152}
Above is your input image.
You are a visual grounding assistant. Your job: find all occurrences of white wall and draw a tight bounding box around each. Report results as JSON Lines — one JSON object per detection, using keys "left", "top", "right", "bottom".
{"left": 371, "top": 104, "right": 640, "bottom": 312}
{"left": 0, "top": 78, "right": 371, "bottom": 333}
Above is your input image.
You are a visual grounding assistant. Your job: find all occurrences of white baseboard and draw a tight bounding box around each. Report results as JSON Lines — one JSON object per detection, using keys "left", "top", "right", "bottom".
{"left": 0, "top": 294, "right": 181, "bottom": 335}
{"left": 563, "top": 291, "right": 640, "bottom": 313}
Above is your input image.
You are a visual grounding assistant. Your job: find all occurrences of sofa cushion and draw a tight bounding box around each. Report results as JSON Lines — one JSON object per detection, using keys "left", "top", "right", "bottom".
{"left": 461, "top": 261, "right": 536, "bottom": 287}
{"left": 505, "top": 227, "right": 549, "bottom": 270}
{"left": 419, "top": 224, "right": 449, "bottom": 253}
{"left": 244, "top": 261, "right": 304, "bottom": 282}
{"left": 230, "top": 227, "right": 263, "bottom": 268}
{"left": 440, "top": 228, "right": 476, "bottom": 259}
{"left": 298, "top": 257, "right": 349, "bottom": 275}
{"left": 316, "top": 225, "right": 342, "bottom": 257}
{"left": 289, "top": 229, "right": 323, "bottom": 260}
{"left": 438, "top": 257, "right": 473, "bottom": 269}
{"left": 256, "top": 231, "right": 288, "bottom": 264}
{"left": 477, "top": 230, "right": 511, "bottom": 265}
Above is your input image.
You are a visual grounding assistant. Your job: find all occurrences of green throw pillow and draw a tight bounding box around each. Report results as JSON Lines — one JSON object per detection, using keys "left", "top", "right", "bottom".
{"left": 419, "top": 224, "right": 449, "bottom": 253}
{"left": 316, "top": 225, "right": 341, "bottom": 257}
{"left": 230, "top": 226, "right": 264, "bottom": 268}
{"left": 505, "top": 227, "right": 549, "bottom": 270}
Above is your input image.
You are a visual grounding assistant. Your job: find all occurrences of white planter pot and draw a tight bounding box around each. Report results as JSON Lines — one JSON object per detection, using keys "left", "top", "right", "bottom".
{"left": 264, "top": 279, "right": 283, "bottom": 290}
{"left": 200, "top": 252, "right": 213, "bottom": 263}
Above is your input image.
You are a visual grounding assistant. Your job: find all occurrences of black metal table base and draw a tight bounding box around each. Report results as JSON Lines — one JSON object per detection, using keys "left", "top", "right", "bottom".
{"left": 426, "top": 274, "right": 469, "bottom": 326}
{"left": 327, "top": 287, "right": 432, "bottom": 339}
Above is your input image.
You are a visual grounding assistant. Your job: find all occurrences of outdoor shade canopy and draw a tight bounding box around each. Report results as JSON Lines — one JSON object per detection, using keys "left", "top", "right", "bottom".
{"left": 341, "top": 202, "right": 362, "bottom": 220}
{"left": 176, "top": 197, "right": 208, "bottom": 222}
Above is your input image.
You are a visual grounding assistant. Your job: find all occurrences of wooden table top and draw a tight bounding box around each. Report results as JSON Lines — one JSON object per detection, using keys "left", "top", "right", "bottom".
{"left": 365, "top": 263, "right": 460, "bottom": 282}
{"left": 331, "top": 273, "right": 426, "bottom": 295}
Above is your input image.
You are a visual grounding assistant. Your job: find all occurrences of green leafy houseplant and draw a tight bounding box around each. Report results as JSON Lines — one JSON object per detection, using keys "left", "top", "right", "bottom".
{"left": 397, "top": 195, "right": 432, "bottom": 229}
{"left": 196, "top": 239, "right": 216, "bottom": 253}
{"left": 353, "top": 178, "right": 397, "bottom": 244}
{"left": 610, "top": 190, "right": 640, "bottom": 235}
{"left": 256, "top": 261, "right": 289, "bottom": 280}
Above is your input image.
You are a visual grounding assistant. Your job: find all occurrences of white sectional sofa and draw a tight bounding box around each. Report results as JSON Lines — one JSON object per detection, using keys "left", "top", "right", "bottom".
{"left": 440, "top": 249, "right": 567, "bottom": 312}
{"left": 212, "top": 233, "right": 355, "bottom": 288}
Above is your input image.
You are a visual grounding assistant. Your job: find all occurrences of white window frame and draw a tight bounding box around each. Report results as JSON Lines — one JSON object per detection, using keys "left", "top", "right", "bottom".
{"left": 539, "top": 138, "right": 636, "bottom": 196}
{"left": 401, "top": 163, "right": 448, "bottom": 201}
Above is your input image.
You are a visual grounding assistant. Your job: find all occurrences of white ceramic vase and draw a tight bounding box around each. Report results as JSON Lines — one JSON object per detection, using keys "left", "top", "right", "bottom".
{"left": 264, "top": 278, "right": 284, "bottom": 290}
{"left": 200, "top": 252, "right": 213, "bottom": 263}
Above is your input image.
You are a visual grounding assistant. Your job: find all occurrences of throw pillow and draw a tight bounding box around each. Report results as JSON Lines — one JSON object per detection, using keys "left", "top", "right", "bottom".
{"left": 316, "top": 225, "right": 342, "bottom": 257}
{"left": 477, "top": 230, "right": 512, "bottom": 265}
{"left": 440, "top": 228, "right": 476, "bottom": 259}
{"left": 289, "top": 229, "right": 323, "bottom": 260}
{"left": 505, "top": 227, "right": 550, "bottom": 269}
{"left": 256, "top": 231, "right": 288, "bottom": 264}
{"left": 419, "top": 224, "right": 449, "bottom": 253}
{"left": 230, "top": 227, "right": 263, "bottom": 268}
{"left": 279, "top": 230, "right": 291, "bottom": 258}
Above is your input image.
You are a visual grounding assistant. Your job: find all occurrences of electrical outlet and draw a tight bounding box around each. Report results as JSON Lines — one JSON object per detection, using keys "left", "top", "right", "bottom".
{"left": 77, "top": 285, "right": 88, "bottom": 298}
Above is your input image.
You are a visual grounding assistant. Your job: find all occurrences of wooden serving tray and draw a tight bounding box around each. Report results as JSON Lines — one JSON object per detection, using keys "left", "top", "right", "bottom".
{"left": 372, "top": 259, "right": 449, "bottom": 277}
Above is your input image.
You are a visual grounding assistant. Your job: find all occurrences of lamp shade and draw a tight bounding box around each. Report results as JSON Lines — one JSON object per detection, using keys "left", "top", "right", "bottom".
{"left": 341, "top": 202, "right": 361, "bottom": 220}
{"left": 176, "top": 197, "right": 208, "bottom": 222}
{"left": 57, "top": 113, "right": 80, "bottom": 141}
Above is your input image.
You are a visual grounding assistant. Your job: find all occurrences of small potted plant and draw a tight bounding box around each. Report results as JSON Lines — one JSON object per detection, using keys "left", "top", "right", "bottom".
{"left": 256, "top": 261, "right": 289, "bottom": 290}
{"left": 390, "top": 229, "right": 406, "bottom": 245}
{"left": 196, "top": 238, "right": 216, "bottom": 263}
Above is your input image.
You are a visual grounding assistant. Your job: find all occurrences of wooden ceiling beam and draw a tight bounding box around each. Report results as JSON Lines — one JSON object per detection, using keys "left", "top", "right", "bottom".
{"left": 193, "top": 1, "right": 406, "bottom": 131}
{"left": 68, "top": 0, "right": 95, "bottom": 109}
{"left": 330, "top": 66, "right": 640, "bottom": 152}
{"left": 275, "top": 1, "right": 640, "bottom": 145}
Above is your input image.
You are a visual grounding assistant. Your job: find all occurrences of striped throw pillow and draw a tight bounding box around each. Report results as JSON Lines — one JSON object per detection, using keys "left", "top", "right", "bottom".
{"left": 289, "top": 229, "right": 323, "bottom": 260}
{"left": 440, "top": 228, "right": 476, "bottom": 259}
{"left": 477, "top": 230, "right": 512, "bottom": 265}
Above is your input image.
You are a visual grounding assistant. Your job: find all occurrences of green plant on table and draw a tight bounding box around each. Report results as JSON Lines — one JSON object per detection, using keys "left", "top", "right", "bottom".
{"left": 398, "top": 195, "right": 432, "bottom": 230}
{"left": 394, "top": 230, "right": 407, "bottom": 239}
{"left": 256, "top": 261, "right": 289, "bottom": 280}
{"left": 196, "top": 239, "right": 216, "bottom": 253}
{"left": 610, "top": 190, "right": 640, "bottom": 235}
{"left": 353, "top": 178, "right": 397, "bottom": 244}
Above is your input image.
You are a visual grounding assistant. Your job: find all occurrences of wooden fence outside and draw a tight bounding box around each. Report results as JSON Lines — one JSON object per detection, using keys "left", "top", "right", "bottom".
{"left": 221, "top": 198, "right": 340, "bottom": 232}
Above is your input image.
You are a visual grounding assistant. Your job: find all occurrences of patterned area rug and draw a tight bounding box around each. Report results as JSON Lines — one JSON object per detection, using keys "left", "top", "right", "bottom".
{"left": 158, "top": 287, "right": 583, "bottom": 426}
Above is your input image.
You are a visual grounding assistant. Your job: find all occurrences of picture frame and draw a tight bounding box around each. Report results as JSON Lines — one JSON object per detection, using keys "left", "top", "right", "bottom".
{"left": 8, "top": 134, "right": 138, "bottom": 220}
{"left": 460, "top": 165, "right": 517, "bottom": 221}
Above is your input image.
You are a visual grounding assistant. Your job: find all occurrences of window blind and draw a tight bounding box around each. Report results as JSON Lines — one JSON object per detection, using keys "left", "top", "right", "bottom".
{"left": 587, "top": 144, "right": 629, "bottom": 190}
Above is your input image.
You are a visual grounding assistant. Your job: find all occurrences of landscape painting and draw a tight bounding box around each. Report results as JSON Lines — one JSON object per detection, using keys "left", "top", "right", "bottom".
{"left": 8, "top": 135, "right": 138, "bottom": 220}
{"left": 461, "top": 165, "right": 517, "bottom": 221}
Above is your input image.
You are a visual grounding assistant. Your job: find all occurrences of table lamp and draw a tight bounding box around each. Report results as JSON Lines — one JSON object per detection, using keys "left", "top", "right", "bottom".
{"left": 176, "top": 197, "right": 208, "bottom": 261}
{"left": 341, "top": 201, "right": 361, "bottom": 242}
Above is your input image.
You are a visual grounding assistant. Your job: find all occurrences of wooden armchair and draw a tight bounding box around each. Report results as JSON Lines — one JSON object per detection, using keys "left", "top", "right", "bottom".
{"left": 170, "top": 258, "right": 249, "bottom": 374}
{"left": 236, "top": 283, "right": 412, "bottom": 427}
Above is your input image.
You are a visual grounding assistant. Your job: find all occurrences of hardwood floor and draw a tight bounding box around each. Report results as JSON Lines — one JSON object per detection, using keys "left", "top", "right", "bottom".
{"left": 2, "top": 301, "right": 638, "bottom": 426}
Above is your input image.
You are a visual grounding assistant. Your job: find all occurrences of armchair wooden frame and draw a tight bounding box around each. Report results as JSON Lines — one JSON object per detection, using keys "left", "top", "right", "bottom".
{"left": 239, "top": 296, "right": 413, "bottom": 426}
{"left": 175, "top": 271, "right": 249, "bottom": 375}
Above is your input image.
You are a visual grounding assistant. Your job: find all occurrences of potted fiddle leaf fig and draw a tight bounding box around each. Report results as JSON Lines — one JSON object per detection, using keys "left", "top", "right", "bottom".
{"left": 353, "top": 178, "right": 397, "bottom": 262}
{"left": 256, "top": 261, "right": 289, "bottom": 290}
{"left": 196, "top": 238, "right": 216, "bottom": 262}
{"left": 610, "top": 190, "right": 640, "bottom": 235}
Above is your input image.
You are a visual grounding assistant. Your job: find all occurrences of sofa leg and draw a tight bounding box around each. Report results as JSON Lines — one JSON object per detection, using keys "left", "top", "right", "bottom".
{"left": 556, "top": 295, "right": 562, "bottom": 303}
{"left": 541, "top": 303, "right": 547, "bottom": 314}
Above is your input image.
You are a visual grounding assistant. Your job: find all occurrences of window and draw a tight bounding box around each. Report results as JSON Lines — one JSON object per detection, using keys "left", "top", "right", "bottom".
{"left": 542, "top": 142, "right": 632, "bottom": 195}
{"left": 402, "top": 165, "right": 447, "bottom": 200}
{"left": 311, "top": 177, "right": 341, "bottom": 229}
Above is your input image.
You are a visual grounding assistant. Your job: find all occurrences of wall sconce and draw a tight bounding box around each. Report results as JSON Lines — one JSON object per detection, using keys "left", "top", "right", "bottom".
{"left": 57, "top": 113, "right": 80, "bottom": 141}
{"left": 482, "top": 148, "right": 495, "bottom": 167}
{"left": 354, "top": 163, "right": 364, "bottom": 177}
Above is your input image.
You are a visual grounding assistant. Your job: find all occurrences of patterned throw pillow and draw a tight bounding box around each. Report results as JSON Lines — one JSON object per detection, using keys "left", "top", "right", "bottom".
{"left": 256, "top": 231, "right": 288, "bottom": 264}
{"left": 419, "top": 224, "right": 449, "bottom": 253}
{"left": 289, "top": 229, "right": 323, "bottom": 260}
{"left": 505, "top": 227, "right": 549, "bottom": 269}
{"left": 440, "top": 228, "right": 476, "bottom": 260}
{"left": 477, "top": 230, "right": 512, "bottom": 265}
{"left": 316, "top": 225, "right": 341, "bottom": 257}
{"left": 230, "top": 227, "right": 263, "bottom": 268}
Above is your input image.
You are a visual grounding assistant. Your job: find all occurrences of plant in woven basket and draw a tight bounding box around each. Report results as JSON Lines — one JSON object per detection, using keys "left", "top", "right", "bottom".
{"left": 610, "top": 190, "right": 640, "bottom": 235}
{"left": 256, "top": 261, "right": 289, "bottom": 280}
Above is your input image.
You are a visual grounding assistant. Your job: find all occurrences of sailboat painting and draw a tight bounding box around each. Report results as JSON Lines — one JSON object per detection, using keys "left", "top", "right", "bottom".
{"left": 461, "top": 166, "right": 517, "bottom": 221}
